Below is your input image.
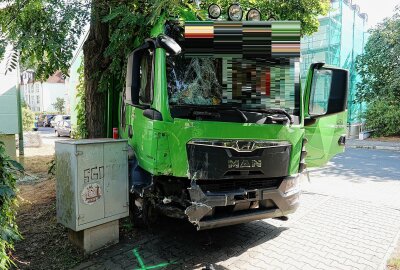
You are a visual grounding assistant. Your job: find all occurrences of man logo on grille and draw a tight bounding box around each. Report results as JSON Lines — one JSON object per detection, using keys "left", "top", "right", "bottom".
{"left": 228, "top": 159, "right": 262, "bottom": 169}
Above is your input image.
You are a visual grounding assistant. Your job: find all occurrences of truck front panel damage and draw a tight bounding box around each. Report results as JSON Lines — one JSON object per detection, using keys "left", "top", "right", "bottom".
{"left": 185, "top": 174, "right": 302, "bottom": 230}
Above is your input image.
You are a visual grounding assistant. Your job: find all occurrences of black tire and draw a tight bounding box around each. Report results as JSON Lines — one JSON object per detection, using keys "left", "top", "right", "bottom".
{"left": 129, "top": 193, "right": 158, "bottom": 228}
{"left": 55, "top": 131, "right": 60, "bottom": 137}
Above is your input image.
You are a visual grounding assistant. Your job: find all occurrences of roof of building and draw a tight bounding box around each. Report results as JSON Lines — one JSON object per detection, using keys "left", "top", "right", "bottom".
{"left": 21, "top": 70, "right": 65, "bottom": 85}
{"left": 46, "top": 71, "right": 65, "bottom": 83}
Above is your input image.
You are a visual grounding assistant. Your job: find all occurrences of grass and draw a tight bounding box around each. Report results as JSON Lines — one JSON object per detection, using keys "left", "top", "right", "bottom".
{"left": 388, "top": 258, "right": 400, "bottom": 270}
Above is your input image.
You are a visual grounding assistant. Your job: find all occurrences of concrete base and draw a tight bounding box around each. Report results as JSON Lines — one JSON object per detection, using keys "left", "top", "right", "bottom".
{"left": 0, "top": 134, "right": 16, "bottom": 160}
{"left": 359, "top": 131, "right": 371, "bottom": 140}
{"left": 68, "top": 220, "right": 119, "bottom": 255}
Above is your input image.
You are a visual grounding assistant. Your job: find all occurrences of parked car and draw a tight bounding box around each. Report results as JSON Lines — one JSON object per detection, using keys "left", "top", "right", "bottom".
{"left": 51, "top": 115, "right": 70, "bottom": 128}
{"left": 55, "top": 120, "right": 71, "bottom": 137}
{"left": 43, "top": 114, "right": 55, "bottom": 127}
{"left": 37, "top": 114, "right": 45, "bottom": 127}
{"left": 33, "top": 116, "right": 39, "bottom": 131}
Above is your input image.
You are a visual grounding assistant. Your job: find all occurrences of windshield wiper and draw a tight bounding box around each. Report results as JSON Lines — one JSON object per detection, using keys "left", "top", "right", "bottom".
{"left": 171, "top": 104, "right": 248, "bottom": 123}
{"left": 241, "top": 108, "right": 293, "bottom": 125}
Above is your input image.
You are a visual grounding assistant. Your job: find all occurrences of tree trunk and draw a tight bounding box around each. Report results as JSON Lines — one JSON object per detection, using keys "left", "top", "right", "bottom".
{"left": 83, "top": 0, "right": 110, "bottom": 138}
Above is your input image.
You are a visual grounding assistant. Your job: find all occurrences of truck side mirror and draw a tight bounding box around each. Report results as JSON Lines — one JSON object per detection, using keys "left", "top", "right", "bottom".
{"left": 307, "top": 64, "right": 349, "bottom": 118}
{"left": 125, "top": 42, "right": 154, "bottom": 106}
{"left": 157, "top": 34, "right": 181, "bottom": 56}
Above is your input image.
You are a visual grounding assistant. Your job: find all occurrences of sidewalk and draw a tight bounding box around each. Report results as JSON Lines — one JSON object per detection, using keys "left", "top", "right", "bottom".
{"left": 346, "top": 138, "right": 400, "bottom": 151}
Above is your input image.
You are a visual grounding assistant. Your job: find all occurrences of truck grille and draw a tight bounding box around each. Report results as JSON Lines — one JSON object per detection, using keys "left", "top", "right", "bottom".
{"left": 187, "top": 140, "right": 291, "bottom": 180}
{"left": 197, "top": 178, "right": 283, "bottom": 193}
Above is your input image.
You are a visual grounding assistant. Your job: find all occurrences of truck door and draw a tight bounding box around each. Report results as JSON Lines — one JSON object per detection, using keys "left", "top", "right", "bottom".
{"left": 304, "top": 63, "right": 349, "bottom": 167}
{"left": 122, "top": 41, "right": 159, "bottom": 171}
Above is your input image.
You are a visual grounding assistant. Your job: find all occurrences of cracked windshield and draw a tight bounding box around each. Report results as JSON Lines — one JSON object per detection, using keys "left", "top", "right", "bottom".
{"left": 166, "top": 24, "right": 299, "bottom": 114}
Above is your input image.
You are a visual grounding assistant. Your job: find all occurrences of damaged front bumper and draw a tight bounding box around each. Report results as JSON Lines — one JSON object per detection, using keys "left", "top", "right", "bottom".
{"left": 185, "top": 174, "right": 303, "bottom": 230}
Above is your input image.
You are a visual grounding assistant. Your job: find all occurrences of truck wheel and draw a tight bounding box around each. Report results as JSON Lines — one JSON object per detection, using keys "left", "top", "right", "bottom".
{"left": 129, "top": 193, "right": 158, "bottom": 228}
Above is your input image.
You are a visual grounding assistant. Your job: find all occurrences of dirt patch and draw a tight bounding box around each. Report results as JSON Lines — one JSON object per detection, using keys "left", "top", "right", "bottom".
{"left": 388, "top": 238, "right": 400, "bottom": 270}
{"left": 18, "top": 155, "right": 54, "bottom": 176}
{"left": 367, "top": 136, "right": 400, "bottom": 143}
{"left": 11, "top": 159, "right": 83, "bottom": 269}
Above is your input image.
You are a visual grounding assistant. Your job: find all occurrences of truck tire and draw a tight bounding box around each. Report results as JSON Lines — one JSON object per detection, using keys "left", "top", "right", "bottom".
{"left": 129, "top": 193, "right": 158, "bottom": 228}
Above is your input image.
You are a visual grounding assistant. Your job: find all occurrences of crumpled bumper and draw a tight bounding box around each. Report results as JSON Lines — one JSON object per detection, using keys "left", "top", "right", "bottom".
{"left": 185, "top": 174, "right": 303, "bottom": 230}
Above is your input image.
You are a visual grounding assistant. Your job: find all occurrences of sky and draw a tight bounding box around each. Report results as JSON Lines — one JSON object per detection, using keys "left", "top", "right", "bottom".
{"left": 352, "top": 0, "right": 399, "bottom": 28}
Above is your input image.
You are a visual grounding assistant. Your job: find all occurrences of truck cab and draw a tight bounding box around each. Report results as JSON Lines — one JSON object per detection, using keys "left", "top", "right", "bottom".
{"left": 119, "top": 5, "right": 348, "bottom": 230}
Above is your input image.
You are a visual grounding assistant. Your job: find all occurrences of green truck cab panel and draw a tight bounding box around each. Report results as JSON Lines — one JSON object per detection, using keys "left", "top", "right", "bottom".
{"left": 304, "top": 63, "right": 349, "bottom": 167}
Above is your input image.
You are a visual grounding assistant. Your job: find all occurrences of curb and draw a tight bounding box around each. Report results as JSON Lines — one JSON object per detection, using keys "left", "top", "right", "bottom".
{"left": 346, "top": 145, "right": 400, "bottom": 151}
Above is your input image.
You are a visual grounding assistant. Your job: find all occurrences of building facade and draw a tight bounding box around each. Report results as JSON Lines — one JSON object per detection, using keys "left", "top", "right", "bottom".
{"left": 0, "top": 47, "right": 20, "bottom": 158}
{"left": 21, "top": 71, "right": 68, "bottom": 112}
{"left": 301, "top": 0, "right": 368, "bottom": 125}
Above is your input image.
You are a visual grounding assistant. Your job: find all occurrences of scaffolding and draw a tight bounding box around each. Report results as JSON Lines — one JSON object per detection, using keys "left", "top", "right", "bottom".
{"left": 301, "top": 0, "right": 368, "bottom": 124}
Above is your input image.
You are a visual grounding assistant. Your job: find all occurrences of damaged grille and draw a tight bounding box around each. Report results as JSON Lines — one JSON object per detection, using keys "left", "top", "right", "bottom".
{"left": 196, "top": 178, "right": 283, "bottom": 193}
{"left": 187, "top": 140, "right": 291, "bottom": 180}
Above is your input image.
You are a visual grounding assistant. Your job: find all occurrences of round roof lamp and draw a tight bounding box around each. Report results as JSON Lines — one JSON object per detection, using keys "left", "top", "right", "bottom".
{"left": 247, "top": 9, "right": 261, "bottom": 21}
{"left": 208, "top": 4, "right": 221, "bottom": 19}
{"left": 228, "top": 4, "right": 243, "bottom": 21}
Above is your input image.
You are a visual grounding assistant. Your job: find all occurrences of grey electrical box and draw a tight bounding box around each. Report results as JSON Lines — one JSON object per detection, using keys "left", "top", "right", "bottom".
{"left": 55, "top": 139, "right": 129, "bottom": 231}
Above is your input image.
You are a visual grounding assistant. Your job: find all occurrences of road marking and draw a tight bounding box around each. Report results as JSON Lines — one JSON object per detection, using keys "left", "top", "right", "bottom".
{"left": 132, "top": 248, "right": 176, "bottom": 270}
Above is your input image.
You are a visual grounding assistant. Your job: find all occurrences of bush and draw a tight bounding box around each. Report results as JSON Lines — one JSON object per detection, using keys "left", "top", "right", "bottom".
{"left": 0, "top": 142, "right": 22, "bottom": 269}
{"left": 22, "top": 107, "right": 35, "bottom": 132}
{"left": 365, "top": 100, "right": 400, "bottom": 137}
{"left": 73, "top": 62, "right": 88, "bottom": 139}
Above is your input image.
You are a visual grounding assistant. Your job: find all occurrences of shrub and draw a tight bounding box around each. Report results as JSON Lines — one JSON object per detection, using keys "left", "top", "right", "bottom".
{"left": 22, "top": 107, "right": 35, "bottom": 132}
{"left": 0, "top": 142, "right": 22, "bottom": 269}
{"left": 365, "top": 100, "right": 400, "bottom": 137}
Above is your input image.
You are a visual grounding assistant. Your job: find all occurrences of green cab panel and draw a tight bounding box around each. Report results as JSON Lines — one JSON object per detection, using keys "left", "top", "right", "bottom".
{"left": 304, "top": 64, "right": 349, "bottom": 167}
{"left": 305, "top": 112, "right": 347, "bottom": 167}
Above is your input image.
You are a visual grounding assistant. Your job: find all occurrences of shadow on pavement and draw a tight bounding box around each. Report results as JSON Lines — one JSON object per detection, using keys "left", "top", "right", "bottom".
{"left": 84, "top": 217, "right": 287, "bottom": 270}
{"left": 313, "top": 148, "right": 400, "bottom": 182}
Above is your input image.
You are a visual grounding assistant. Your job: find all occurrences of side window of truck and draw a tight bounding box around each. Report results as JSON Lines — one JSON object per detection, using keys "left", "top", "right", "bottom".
{"left": 139, "top": 50, "right": 153, "bottom": 105}
{"left": 309, "top": 69, "right": 332, "bottom": 116}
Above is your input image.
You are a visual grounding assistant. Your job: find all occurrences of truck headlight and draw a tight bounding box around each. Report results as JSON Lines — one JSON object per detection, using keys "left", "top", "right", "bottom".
{"left": 208, "top": 4, "right": 221, "bottom": 19}
{"left": 246, "top": 9, "right": 261, "bottom": 21}
{"left": 228, "top": 4, "right": 243, "bottom": 21}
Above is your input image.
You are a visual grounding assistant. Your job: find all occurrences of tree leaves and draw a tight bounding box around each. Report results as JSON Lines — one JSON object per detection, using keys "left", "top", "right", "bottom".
{"left": 0, "top": 143, "right": 22, "bottom": 269}
{"left": 356, "top": 7, "right": 400, "bottom": 102}
{"left": 356, "top": 6, "right": 400, "bottom": 135}
{"left": 0, "top": 0, "right": 90, "bottom": 80}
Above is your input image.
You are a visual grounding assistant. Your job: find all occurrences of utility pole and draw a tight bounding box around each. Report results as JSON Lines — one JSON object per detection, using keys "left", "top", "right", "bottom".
{"left": 16, "top": 51, "right": 24, "bottom": 156}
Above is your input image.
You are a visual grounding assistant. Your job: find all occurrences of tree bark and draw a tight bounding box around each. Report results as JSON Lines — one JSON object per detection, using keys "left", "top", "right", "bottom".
{"left": 83, "top": 0, "right": 110, "bottom": 138}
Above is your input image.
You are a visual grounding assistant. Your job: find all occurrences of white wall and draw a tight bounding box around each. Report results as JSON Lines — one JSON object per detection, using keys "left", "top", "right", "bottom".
{"left": 0, "top": 48, "right": 19, "bottom": 134}
{"left": 21, "top": 82, "right": 67, "bottom": 112}
{"left": 42, "top": 83, "right": 67, "bottom": 112}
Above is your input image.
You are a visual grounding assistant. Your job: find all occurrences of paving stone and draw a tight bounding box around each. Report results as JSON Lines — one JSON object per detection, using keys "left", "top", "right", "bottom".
{"left": 73, "top": 149, "right": 400, "bottom": 270}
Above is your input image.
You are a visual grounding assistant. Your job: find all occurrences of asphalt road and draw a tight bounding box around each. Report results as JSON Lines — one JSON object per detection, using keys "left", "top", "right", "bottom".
{"left": 74, "top": 148, "right": 400, "bottom": 270}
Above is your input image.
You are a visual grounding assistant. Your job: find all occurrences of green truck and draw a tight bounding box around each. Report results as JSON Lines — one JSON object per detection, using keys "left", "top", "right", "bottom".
{"left": 118, "top": 4, "right": 348, "bottom": 230}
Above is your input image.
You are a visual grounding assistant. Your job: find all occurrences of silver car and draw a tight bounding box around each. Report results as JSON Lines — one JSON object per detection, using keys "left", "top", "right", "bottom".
{"left": 51, "top": 115, "right": 70, "bottom": 128}
{"left": 55, "top": 120, "right": 71, "bottom": 137}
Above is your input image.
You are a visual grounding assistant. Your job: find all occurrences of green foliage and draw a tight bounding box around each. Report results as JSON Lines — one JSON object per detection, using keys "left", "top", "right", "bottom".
{"left": 0, "top": 142, "right": 22, "bottom": 269}
{"left": 356, "top": 7, "right": 400, "bottom": 135}
{"left": 52, "top": 97, "right": 65, "bottom": 114}
{"left": 47, "top": 158, "right": 55, "bottom": 176}
{"left": 100, "top": 0, "right": 329, "bottom": 93}
{"left": 0, "top": 0, "right": 89, "bottom": 79}
{"left": 356, "top": 7, "right": 400, "bottom": 103}
{"left": 22, "top": 107, "right": 35, "bottom": 132}
{"left": 1, "top": 0, "right": 329, "bottom": 137}
{"left": 364, "top": 100, "right": 400, "bottom": 137}
{"left": 73, "top": 62, "right": 88, "bottom": 139}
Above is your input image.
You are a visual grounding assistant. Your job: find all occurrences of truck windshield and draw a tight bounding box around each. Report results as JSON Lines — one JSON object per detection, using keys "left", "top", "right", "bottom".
{"left": 165, "top": 21, "right": 300, "bottom": 117}
{"left": 167, "top": 55, "right": 298, "bottom": 114}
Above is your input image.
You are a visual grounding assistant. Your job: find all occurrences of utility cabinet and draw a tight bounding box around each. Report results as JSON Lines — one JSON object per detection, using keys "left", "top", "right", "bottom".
{"left": 55, "top": 139, "right": 129, "bottom": 232}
